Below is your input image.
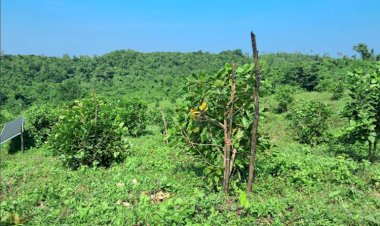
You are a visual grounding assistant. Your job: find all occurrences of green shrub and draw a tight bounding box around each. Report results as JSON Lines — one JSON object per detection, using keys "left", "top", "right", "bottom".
{"left": 24, "top": 104, "right": 60, "bottom": 148}
{"left": 257, "top": 146, "right": 361, "bottom": 186}
{"left": 288, "top": 100, "right": 330, "bottom": 146}
{"left": 368, "top": 167, "right": 380, "bottom": 188}
{"left": 282, "top": 62, "right": 319, "bottom": 91}
{"left": 331, "top": 84, "right": 344, "bottom": 100}
{"left": 49, "top": 96, "right": 130, "bottom": 169}
{"left": 341, "top": 64, "right": 380, "bottom": 162}
{"left": 0, "top": 110, "right": 13, "bottom": 129}
{"left": 148, "top": 101, "right": 175, "bottom": 140}
{"left": 274, "top": 85, "right": 295, "bottom": 113}
{"left": 0, "top": 113, "right": 6, "bottom": 135}
{"left": 175, "top": 63, "right": 271, "bottom": 192}
{"left": 0, "top": 112, "right": 4, "bottom": 127}
{"left": 113, "top": 97, "right": 148, "bottom": 137}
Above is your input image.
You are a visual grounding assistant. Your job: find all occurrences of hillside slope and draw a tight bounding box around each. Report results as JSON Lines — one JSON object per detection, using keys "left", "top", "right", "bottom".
{"left": 1, "top": 94, "right": 379, "bottom": 224}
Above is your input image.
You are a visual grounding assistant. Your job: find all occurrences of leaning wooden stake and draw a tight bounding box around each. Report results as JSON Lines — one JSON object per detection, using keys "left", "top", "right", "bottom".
{"left": 228, "top": 64, "right": 237, "bottom": 177}
{"left": 223, "top": 64, "right": 237, "bottom": 194}
{"left": 247, "top": 32, "right": 261, "bottom": 193}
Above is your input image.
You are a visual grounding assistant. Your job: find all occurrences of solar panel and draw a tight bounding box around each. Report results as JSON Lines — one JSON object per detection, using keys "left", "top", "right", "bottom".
{"left": 0, "top": 117, "right": 24, "bottom": 144}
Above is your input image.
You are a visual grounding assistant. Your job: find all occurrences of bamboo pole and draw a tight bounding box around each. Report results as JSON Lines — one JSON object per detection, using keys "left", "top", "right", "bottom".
{"left": 247, "top": 32, "right": 261, "bottom": 193}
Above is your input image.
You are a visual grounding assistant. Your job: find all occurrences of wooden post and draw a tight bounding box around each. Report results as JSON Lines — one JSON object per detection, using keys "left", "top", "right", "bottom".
{"left": 247, "top": 32, "right": 261, "bottom": 193}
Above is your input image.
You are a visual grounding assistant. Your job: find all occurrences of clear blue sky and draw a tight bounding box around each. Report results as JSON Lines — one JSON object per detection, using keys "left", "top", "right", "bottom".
{"left": 2, "top": 0, "right": 379, "bottom": 57}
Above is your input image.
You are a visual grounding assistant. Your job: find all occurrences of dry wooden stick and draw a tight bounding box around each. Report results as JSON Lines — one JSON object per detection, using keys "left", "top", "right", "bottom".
{"left": 247, "top": 32, "right": 261, "bottom": 193}
{"left": 223, "top": 63, "right": 236, "bottom": 194}
{"left": 227, "top": 63, "right": 237, "bottom": 177}
{"left": 229, "top": 148, "right": 236, "bottom": 175}
{"left": 223, "top": 107, "right": 228, "bottom": 191}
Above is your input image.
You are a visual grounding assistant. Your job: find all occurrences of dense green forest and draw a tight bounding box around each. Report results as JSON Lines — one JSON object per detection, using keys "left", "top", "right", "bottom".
{"left": 0, "top": 44, "right": 379, "bottom": 225}
{"left": 0, "top": 50, "right": 250, "bottom": 114}
{"left": 1, "top": 48, "right": 376, "bottom": 116}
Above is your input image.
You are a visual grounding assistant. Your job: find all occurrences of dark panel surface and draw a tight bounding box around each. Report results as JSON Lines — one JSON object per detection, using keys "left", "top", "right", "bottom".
{"left": 0, "top": 117, "right": 24, "bottom": 144}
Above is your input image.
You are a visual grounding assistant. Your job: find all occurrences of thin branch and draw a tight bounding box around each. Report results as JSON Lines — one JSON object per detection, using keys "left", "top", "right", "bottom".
{"left": 201, "top": 115, "right": 225, "bottom": 129}
{"left": 176, "top": 121, "right": 222, "bottom": 167}
{"left": 229, "top": 148, "right": 237, "bottom": 176}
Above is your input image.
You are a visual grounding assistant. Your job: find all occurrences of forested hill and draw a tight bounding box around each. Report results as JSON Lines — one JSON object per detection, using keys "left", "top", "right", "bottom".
{"left": 0, "top": 49, "right": 374, "bottom": 116}
{"left": 1, "top": 47, "right": 379, "bottom": 224}
{"left": 0, "top": 50, "right": 249, "bottom": 112}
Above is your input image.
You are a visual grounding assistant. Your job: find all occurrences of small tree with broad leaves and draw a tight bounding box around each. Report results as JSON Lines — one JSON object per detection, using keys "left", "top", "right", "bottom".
{"left": 342, "top": 63, "right": 380, "bottom": 162}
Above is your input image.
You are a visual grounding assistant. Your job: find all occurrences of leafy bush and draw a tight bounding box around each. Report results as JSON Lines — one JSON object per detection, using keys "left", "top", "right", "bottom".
{"left": 274, "top": 85, "right": 295, "bottom": 113}
{"left": 24, "top": 104, "right": 60, "bottom": 148}
{"left": 148, "top": 101, "right": 175, "bottom": 141}
{"left": 0, "top": 114, "right": 5, "bottom": 133}
{"left": 0, "top": 110, "right": 13, "bottom": 129}
{"left": 49, "top": 96, "right": 130, "bottom": 169}
{"left": 368, "top": 166, "right": 380, "bottom": 188}
{"left": 112, "top": 97, "right": 148, "bottom": 136}
{"left": 57, "top": 76, "right": 84, "bottom": 101}
{"left": 0, "top": 112, "right": 4, "bottom": 127}
{"left": 331, "top": 84, "right": 344, "bottom": 100}
{"left": 0, "top": 91, "right": 8, "bottom": 107}
{"left": 283, "top": 62, "right": 319, "bottom": 91}
{"left": 257, "top": 146, "right": 361, "bottom": 186}
{"left": 175, "top": 63, "right": 270, "bottom": 192}
{"left": 341, "top": 64, "right": 380, "bottom": 162}
{"left": 327, "top": 137, "right": 369, "bottom": 161}
{"left": 288, "top": 100, "right": 330, "bottom": 146}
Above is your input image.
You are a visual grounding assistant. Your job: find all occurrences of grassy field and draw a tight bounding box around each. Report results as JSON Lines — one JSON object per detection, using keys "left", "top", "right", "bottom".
{"left": 1, "top": 91, "right": 379, "bottom": 225}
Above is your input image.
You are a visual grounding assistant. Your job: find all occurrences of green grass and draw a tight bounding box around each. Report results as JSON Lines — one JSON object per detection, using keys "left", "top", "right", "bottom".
{"left": 1, "top": 127, "right": 209, "bottom": 225}
{"left": 1, "top": 93, "right": 380, "bottom": 225}
{"left": 262, "top": 91, "right": 350, "bottom": 144}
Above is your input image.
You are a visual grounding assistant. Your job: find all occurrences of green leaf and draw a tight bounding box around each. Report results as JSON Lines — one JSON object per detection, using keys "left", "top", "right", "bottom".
{"left": 201, "top": 130, "right": 209, "bottom": 142}
{"left": 74, "top": 151, "right": 85, "bottom": 159}
{"left": 174, "top": 198, "right": 184, "bottom": 205}
{"left": 242, "top": 117, "right": 250, "bottom": 129}
{"left": 214, "top": 79, "right": 224, "bottom": 87}
{"left": 238, "top": 190, "right": 250, "bottom": 209}
{"left": 235, "top": 130, "right": 244, "bottom": 142}
{"left": 368, "top": 135, "right": 376, "bottom": 143}
{"left": 224, "top": 63, "right": 232, "bottom": 70}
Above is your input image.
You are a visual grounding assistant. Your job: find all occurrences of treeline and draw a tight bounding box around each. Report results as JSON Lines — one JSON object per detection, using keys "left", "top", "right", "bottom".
{"left": 0, "top": 50, "right": 249, "bottom": 114}
{"left": 0, "top": 47, "right": 378, "bottom": 118}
